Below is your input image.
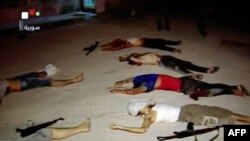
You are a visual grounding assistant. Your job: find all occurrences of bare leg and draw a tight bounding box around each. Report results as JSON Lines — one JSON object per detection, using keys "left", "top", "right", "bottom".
{"left": 51, "top": 118, "right": 90, "bottom": 140}
{"left": 231, "top": 113, "right": 250, "bottom": 123}
{"left": 51, "top": 73, "right": 84, "bottom": 87}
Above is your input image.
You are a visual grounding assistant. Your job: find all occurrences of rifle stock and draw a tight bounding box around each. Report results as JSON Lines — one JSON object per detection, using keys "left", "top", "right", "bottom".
{"left": 16, "top": 117, "right": 64, "bottom": 137}
{"left": 157, "top": 125, "right": 223, "bottom": 141}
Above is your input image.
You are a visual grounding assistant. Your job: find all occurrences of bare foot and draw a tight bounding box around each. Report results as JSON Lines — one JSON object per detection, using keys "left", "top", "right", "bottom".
{"left": 175, "top": 49, "right": 182, "bottom": 54}
{"left": 77, "top": 118, "right": 91, "bottom": 132}
{"left": 176, "top": 40, "right": 182, "bottom": 45}
{"left": 73, "top": 73, "right": 84, "bottom": 83}
{"left": 207, "top": 66, "right": 220, "bottom": 73}
{"left": 109, "top": 123, "right": 121, "bottom": 130}
{"left": 237, "top": 85, "right": 249, "bottom": 96}
{"left": 109, "top": 123, "right": 116, "bottom": 129}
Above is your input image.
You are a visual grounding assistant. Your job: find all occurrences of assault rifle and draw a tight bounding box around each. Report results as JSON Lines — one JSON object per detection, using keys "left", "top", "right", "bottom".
{"left": 157, "top": 122, "right": 223, "bottom": 141}
{"left": 16, "top": 117, "right": 64, "bottom": 137}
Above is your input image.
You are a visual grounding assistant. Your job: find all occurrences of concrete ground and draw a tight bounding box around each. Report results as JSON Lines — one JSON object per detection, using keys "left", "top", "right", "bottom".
{"left": 0, "top": 15, "right": 249, "bottom": 141}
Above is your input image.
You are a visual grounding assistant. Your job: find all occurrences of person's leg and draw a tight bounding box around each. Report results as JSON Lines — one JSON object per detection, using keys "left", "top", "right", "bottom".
{"left": 142, "top": 38, "right": 181, "bottom": 53}
{"left": 154, "top": 45, "right": 181, "bottom": 53}
{"left": 163, "top": 13, "right": 170, "bottom": 31}
{"left": 177, "top": 67, "right": 193, "bottom": 74}
{"left": 160, "top": 56, "right": 206, "bottom": 75}
{"left": 176, "top": 59, "right": 219, "bottom": 73}
{"left": 51, "top": 118, "right": 90, "bottom": 140}
{"left": 160, "top": 39, "right": 182, "bottom": 46}
{"left": 154, "top": 0, "right": 164, "bottom": 31}
{"left": 199, "top": 82, "right": 247, "bottom": 96}
{"left": 17, "top": 73, "right": 83, "bottom": 91}
{"left": 156, "top": 11, "right": 164, "bottom": 31}
{"left": 50, "top": 73, "right": 84, "bottom": 87}
{"left": 166, "top": 56, "right": 219, "bottom": 73}
{"left": 231, "top": 113, "right": 250, "bottom": 123}
{"left": 13, "top": 71, "right": 48, "bottom": 79}
{"left": 195, "top": 0, "right": 213, "bottom": 37}
{"left": 162, "top": 0, "right": 171, "bottom": 31}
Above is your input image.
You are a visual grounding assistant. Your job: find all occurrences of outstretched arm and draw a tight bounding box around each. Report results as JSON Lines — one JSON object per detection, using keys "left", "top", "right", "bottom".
{"left": 102, "top": 46, "right": 127, "bottom": 51}
{"left": 100, "top": 42, "right": 112, "bottom": 48}
{"left": 100, "top": 42, "right": 122, "bottom": 51}
{"left": 101, "top": 39, "right": 129, "bottom": 51}
{"left": 110, "top": 85, "right": 147, "bottom": 95}
{"left": 114, "top": 77, "right": 133, "bottom": 86}
{"left": 110, "top": 115, "right": 153, "bottom": 134}
{"left": 129, "top": 57, "right": 143, "bottom": 65}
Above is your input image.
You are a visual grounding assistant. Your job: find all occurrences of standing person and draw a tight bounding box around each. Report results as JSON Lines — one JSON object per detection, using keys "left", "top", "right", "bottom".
{"left": 17, "top": 118, "right": 90, "bottom": 141}
{"left": 101, "top": 37, "right": 182, "bottom": 53}
{"left": 119, "top": 52, "right": 219, "bottom": 74}
{"left": 195, "top": 0, "right": 215, "bottom": 37}
{"left": 109, "top": 74, "right": 249, "bottom": 100}
{"left": 0, "top": 71, "right": 84, "bottom": 103}
{"left": 110, "top": 99, "right": 250, "bottom": 133}
{"left": 154, "top": 0, "right": 171, "bottom": 31}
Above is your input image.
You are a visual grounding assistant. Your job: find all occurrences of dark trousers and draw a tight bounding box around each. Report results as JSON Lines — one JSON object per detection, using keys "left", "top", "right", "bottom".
{"left": 199, "top": 82, "right": 237, "bottom": 96}
{"left": 143, "top": 38, "right": 179, "bottom": 52}
{"left": 154, "top": 0, "right": 171, "bottom": 30}
{"left": 180, "top": 76, "right": 236, "bottom": 96}
{"left": 13, "top": 71, "right": 46, "bottom": 79}
{"left": 160, "top": 56, "right": 209, "bottom": 74}
{"left": 20, "top": 77, "right": 51, "bottom": 91}
{"left": 195, "top": 0, "right": 214, "bottom": 36}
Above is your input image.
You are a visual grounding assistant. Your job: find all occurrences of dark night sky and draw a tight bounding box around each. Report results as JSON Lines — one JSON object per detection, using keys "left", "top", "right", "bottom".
{"left": 143, "top": 0, "right": 250, "bottom": 32}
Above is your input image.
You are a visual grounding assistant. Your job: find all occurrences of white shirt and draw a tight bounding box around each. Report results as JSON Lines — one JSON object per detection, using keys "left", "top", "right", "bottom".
{"left": 153, "top": 104, "right": 181, "bottom": 123}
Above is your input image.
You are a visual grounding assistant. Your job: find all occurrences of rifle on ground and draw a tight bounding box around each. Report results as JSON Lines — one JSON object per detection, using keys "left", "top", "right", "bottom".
{"left": 157, "top": 122, "right": 223, "bottom": 141}
{"left": 83, "top": 41, "right": 99, "bottom": 55}
{"left": 16, "top": 117, "right": 64, "bottom": 137}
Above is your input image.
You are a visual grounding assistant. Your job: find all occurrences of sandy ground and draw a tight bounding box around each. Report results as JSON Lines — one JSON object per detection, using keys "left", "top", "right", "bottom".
{"left": 0, "top": 15, "right": 249, "bottom": 141}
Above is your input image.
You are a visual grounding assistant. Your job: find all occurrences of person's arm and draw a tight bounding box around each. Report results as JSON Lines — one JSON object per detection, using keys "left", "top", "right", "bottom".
{"left": 110, "top": 115, "right": 153, "bottom": 134}
{"left": 110, "top": 85, "right": 147, "bottom": 95}
{"left": 102, "top": 46, "right": 126, "bottom": 51}
{"left": 129, "top": 57, "right": 143, "bottom": 65}
{"left": 114, "top": 77, "right": 133, "bottom": 86}
{"left": 101, "top": 42, "right": 125, "bottom": 51}
{"left": 100, "top": 42, "right": 112, "bottom": 48}
{"left": 101, "top": 39, "right": 129, "bottom": 51}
